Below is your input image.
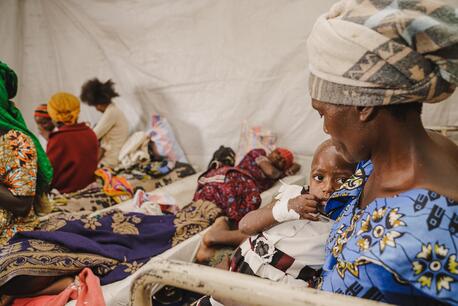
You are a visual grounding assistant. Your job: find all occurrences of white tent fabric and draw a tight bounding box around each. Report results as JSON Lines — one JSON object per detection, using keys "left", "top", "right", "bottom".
{"left": 1, "top": 0, "right": 457, "bottom": 168}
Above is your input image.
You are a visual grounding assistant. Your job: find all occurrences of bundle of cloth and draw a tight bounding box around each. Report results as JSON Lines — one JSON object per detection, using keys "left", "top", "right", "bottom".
{"left": 110, "top": 129, "right": 196, "bottom": 192}
{"left": 47, "top": 168, "right": 134, "bottom": 214}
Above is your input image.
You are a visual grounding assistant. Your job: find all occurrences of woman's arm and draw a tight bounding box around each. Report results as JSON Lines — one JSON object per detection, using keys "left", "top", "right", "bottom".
{"left": 285, "top": 163, "right": 301, "bottom": 176}
{"left": 0, "top": 185, "right": 34, "bottom": 217}
{"left": 93, "top": 106, "right": 116, "bottom": 139}
{"left": 257, "top": 160, "right": 283, "bottom": 180}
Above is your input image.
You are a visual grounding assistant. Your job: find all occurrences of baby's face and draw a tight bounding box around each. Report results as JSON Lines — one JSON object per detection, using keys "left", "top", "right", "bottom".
{"left": 309, "top": 147, "right": 354, "bottom": 205}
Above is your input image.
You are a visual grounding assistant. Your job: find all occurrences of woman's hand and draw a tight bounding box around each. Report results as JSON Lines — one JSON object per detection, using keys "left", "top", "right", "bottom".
{"left": 285, "top": 163, "right": 301, "bottom": 176}
{"left": 287, "top": 194, "right": 320, "bottom": 221}
{"left": 0, "top": 185, "right": 34, "bottom": 217}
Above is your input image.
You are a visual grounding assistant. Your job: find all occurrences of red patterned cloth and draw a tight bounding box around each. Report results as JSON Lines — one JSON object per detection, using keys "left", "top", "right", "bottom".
{"left": 193, "top": 166, "right": 260, "bottom": 223}
{"left": 236, "top": 148, "right": 277, "bottom": 192}
{"left": 193, "top": 149, "right": 278, "bottom": 223}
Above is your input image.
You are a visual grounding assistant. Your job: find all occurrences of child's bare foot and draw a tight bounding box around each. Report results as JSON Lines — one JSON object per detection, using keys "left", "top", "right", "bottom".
{"left": 203, "top": 217, "right": 230, "bottom": 246}
{"left": 196, "top": 240, "right": 216, "bottom": 263}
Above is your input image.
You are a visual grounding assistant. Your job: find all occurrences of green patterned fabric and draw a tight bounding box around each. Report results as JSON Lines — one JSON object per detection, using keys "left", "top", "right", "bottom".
{"left": 308, "top": 0, "right": 458, "bottom": 106}
{"left": 0, "top": 61, "right": 53, "bottom": 193}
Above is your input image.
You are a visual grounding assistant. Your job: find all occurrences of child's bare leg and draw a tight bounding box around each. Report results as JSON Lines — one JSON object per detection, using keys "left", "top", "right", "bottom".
{"left": 196, "top": 241, "right": 216, "bottom": 263}
{"left": 196, "top": 217, "right": 229, "bottom": 263}
{"left": 196, "top": 217, "right": 248, "bottom": 263}
{"left": 203, "top": 217, "right": 248, "bottom": 247}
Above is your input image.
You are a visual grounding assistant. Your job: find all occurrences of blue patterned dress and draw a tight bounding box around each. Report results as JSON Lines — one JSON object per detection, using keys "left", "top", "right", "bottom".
{"left": 320, "top": 161, "right": 458, "bottom": 305}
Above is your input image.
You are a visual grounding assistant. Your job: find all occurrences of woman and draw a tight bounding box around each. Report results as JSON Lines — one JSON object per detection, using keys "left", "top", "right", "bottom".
{"left": 193, "top": 147, "right": 301, "bottom": 223}
{"left": 47, "top": 92, "right": 99, "bottom": 193}
{"left": 33, "top": 104, "right": 55, "bottom": 140}
{"left": 307, "top": 1, "right": 458, "bottom": 305}
{"left": 80, "top": 78, "right": 129, "bottom": 168}
{"left": 0, "top": 61, "right": 53, "bottom": 245}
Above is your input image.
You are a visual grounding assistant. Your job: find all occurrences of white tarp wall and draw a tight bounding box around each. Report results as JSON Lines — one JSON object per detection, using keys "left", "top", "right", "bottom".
{"left": 1, "top": 0, "right": 457, "bottom": 168}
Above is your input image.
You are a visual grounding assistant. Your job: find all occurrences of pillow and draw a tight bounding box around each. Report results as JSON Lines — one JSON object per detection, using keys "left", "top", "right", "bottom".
{"left": 236, "top": 121, "right": 277, "bottom": 164}
{"left": 147, "top": 114, "right": 188, "bottom": 163}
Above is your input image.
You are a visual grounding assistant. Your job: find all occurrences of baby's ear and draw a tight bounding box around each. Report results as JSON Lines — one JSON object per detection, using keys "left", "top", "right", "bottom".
{"left": 356, "top": 106, "right": 377, "bottom": 122}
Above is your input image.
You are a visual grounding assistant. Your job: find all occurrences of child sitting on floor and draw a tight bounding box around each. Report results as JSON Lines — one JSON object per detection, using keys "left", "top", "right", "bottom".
{"left": 195, "top": 139, "right": 356, "bottom": 293}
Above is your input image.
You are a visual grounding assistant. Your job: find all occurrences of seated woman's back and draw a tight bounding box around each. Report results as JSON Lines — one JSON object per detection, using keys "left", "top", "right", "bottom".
{"left": 47, "top": 123, "right": 98, "bottom": 193}
{"left": 47, "top": 93, "right": 99, "bottom": 194}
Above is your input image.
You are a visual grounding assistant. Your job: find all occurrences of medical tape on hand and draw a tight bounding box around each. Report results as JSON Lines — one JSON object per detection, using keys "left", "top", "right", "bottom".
{"left": 272, "top": 185, "right": 301, "bottom": 222}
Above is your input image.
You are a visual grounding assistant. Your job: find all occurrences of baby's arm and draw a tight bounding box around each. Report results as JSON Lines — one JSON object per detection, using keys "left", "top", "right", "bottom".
{"left": 238, "top": 200, "right": 277, "bottom": 236}
{"left": 239, "top": 193, "right": 320, "bottom": 236}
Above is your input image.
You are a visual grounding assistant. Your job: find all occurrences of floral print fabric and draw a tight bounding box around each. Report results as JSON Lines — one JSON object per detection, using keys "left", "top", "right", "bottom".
{"left": 320, "top": 160, "right": 458, "bottom": 305}
{"left": 0, "top": 130, "right": 37, "bottom": 197}
{"left": 0, "top": 130, "right": 38, "bottom": 245}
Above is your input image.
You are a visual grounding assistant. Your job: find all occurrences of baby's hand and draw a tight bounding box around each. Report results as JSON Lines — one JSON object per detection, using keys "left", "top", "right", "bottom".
{"left": 287, "top": 194, "right": 320, "bottom": 221}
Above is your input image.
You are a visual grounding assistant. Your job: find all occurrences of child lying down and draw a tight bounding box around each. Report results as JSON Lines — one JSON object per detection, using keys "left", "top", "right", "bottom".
{"left": 194, "top": 139, "right": 356, "bottom": 305}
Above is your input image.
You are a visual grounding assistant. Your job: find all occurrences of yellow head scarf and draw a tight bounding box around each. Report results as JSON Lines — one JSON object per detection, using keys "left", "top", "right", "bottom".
{"left": 48, "top": 92, "right": 81, "bottom": 125}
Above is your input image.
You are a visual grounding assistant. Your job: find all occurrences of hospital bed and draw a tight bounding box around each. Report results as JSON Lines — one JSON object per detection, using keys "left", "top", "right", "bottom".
{"left": 66, "top": 155, "right": 312, "bottom": 306}
{"left": 129, "top": 259, "right": 393, "bottom": 306}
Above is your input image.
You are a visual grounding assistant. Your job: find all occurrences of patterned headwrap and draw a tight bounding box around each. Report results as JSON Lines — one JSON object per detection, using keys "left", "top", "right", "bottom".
{"left": 0, "top": 61, "right": 53, "bottom": 193}
{"left": 275, "top": 147, "right": 294, "bottom": 169}
{"left": 307, "top": 0, "right": 458, "bottom": 106}
{"left": 48, "top": 92, "right": 81, "bottom": 125}
{"left": 34, "top": 104, "right": 51, "bottom": 119}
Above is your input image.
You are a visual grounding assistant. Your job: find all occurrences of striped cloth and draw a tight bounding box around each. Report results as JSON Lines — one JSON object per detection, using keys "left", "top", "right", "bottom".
{"left": 195, "top": 218, "right": 333, "bottom": 306}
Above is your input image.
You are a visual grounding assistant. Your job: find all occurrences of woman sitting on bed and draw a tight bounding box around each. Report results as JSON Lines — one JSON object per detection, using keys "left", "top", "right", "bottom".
{"left": 80, "top": 78, "right": 129, "bottom": 168}
{"left": 46, "top": 93, "right": 99, "bottom": 194}
{"left": 193, "top": 147, "right": 301, "bottom": 223}
{"left": 0, "top": 61, "right": 54, "bottom": 246}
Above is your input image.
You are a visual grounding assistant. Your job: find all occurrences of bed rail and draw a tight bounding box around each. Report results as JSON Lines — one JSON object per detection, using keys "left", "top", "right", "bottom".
{"left": 129, "top": 259, "right": 391, "bottom": 306}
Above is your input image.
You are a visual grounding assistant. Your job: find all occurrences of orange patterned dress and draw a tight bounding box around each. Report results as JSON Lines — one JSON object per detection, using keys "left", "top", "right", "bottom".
{"left": 0, "top": 130, "right": 39, "bottom": 245}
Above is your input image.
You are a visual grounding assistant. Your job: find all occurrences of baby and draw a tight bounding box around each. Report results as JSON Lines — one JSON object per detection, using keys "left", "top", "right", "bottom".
{"left": 196, "top": 139, "right": 356, "bottom": 305}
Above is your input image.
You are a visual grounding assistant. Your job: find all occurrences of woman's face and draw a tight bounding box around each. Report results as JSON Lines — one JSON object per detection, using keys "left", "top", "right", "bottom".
{"left": 268, "top": 150, "right": 287, "bottom": 170}
{"left": 311, "top": 99, "right": 371, "bottom": 163}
